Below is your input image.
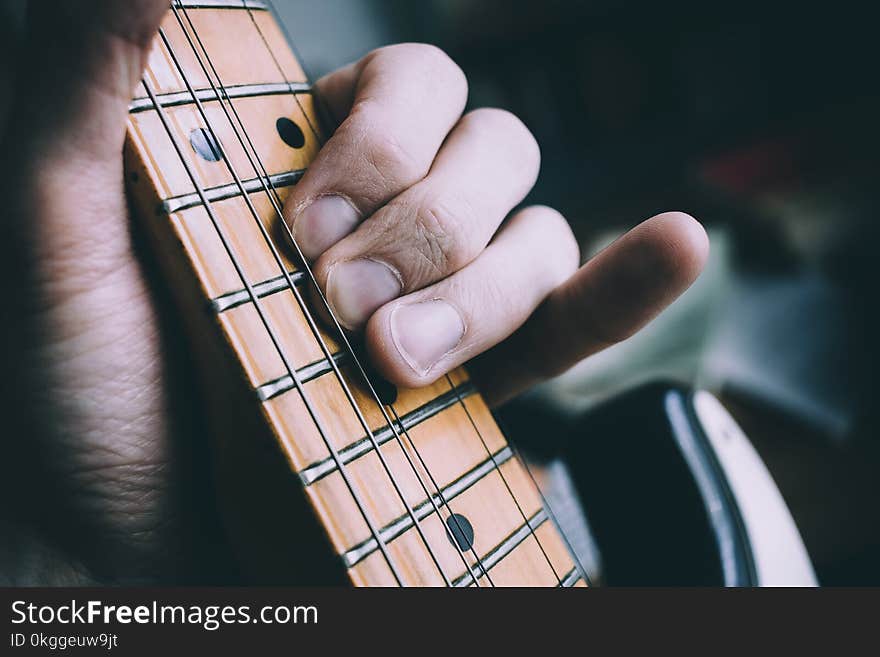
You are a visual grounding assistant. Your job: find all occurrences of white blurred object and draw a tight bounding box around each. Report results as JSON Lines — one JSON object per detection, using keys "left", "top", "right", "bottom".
{"left": 699, "top": 269, "right": 860, "bottom": 439}
{"left": 693, "top": 391, "right": 817, "bottom": 586}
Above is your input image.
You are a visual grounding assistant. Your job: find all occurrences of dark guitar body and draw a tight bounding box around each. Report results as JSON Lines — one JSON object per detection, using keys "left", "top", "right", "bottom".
{"left": 505, "top": 382, "right": 816, "bottom": 586}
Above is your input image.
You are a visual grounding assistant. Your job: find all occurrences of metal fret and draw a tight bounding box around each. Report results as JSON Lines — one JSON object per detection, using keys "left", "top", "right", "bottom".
{"left": 129, "top": 82, "right": 310, "bottom": 113}
{"left": 452, "top": 509, "right": 549, "bottom": 587}
{"left": 257, "top": 352, "right": 349, "bottom": 401}
{"left": 160, "top": 169, "right": 305, "bottom": 214}
{"left": 175, "top": 0, "right": 268, "bottom": 10}
{"left": 343, "top": 446, "right": 515, "bottom": 568}
{"left": 298, "top": 382, "right": 477, "bottom": 486}
{"left": 211, "top": 269, "right": 305, "bottom": 313}
{"left": 559, "top": 567, "right": 582, "bottom": 588}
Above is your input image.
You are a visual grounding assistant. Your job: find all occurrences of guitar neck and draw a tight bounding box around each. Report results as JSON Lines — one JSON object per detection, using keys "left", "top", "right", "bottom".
{"left": 124, "top": 0, "right": 584, "bottom": 587}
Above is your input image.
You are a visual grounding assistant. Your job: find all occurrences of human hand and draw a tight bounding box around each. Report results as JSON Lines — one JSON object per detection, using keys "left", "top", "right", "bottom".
{"left": 282, "top": 44, "right": 708, "bottom": 405}
{"left": 0, "top": 1, "right": 706, "bottom": 585}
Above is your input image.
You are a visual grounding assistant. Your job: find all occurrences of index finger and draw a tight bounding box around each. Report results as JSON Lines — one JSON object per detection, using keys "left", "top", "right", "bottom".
{"left": 281, "top": 43, "right": 468, "bottom": 260}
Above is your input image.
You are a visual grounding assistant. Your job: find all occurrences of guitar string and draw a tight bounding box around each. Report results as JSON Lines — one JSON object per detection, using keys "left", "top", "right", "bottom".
{"left": 183, "top": 0, "right": 497, "bottom": 586}
{"left": 156, "top": 1, "right": 561, "bottom": 588}
{"left": 252, "top": 0, "right": 507, "bottom": 587}
{"left": 506, "top": 438, "right": 593, "bottom": 586}
{"left": 444, "top": 374, "right": 564, "bottom": 585}
{"left": 449, "top": 374, "right": 595, "bottom": 586}
{"left": 166, "top": 6, "right": 477, "bottom": 588}
{"left": 254, "top": 0, "right": 557, "bottom": 585}
{"left": 167, "top": 4, "right": 490, "bottom": 586}
{"left": 155, "top": 23, "right": 449, "bottom": 588}
{"left": 140, "top": 75, "right": 405, "bottom": 586}
{"left": 153, "top": 0, "right": 587, "bottom": 591}
{"left": 253, "top": 0, "right": 564, "bottom": 585}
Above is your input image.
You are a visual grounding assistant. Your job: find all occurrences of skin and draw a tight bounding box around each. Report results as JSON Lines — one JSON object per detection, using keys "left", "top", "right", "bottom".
{"left": 0, "top": 1, "right": 708, "bottom": 584}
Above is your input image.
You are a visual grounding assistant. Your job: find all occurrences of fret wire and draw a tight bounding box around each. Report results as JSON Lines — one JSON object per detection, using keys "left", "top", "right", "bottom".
{"left": 444, "top": 374, "right": 563, "bottom": 584}
{"left": 211, "top": 269, "right": 305, "bottom": 314}
{"left": 160, "top": 169, "right": 305, "bottom": 214}
{"left": 254, "top": 0, "right": 497, "bottom": 586}
{"left": 559, "top": 567, "right": 582, "bottom": 588}
{"left": 257, "top": 351, "right": 349, "bottom": 402}
{"left": 143, "top": 54, "right": 405, "bottom": 588}
{"left": 299, "top": 382, "right": 477, "bottom": 486}
{"left": 130, "top": 81, "right": 311, "bottom": 113}
{"left": 222, "top": 2, "right": 494, "bottom": 586}
{"left": 169, "top": 4, "right": 480, "bottom": 586}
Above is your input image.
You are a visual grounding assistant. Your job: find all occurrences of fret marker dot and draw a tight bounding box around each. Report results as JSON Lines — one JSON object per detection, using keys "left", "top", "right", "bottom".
{"left": 189, "top": 128, "right": 224, "bottom": 162}
{"left": 276, "top": 117, "right": 306, "bottom": 149}
{"left": 374, "top": 376, "right": 398, "bottom": 405}
{"left": 445, "top": 514, "right": 475, "bottom": 552}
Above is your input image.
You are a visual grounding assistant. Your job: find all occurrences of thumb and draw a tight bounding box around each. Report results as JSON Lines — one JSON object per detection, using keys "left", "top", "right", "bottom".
{"left": 14, "top": 0, "right": 168, "bottom": 164}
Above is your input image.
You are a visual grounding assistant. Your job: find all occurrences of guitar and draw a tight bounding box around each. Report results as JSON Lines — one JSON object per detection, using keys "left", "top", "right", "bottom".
{"left": 124, "top": 0, "right": 586, "bottom": 587}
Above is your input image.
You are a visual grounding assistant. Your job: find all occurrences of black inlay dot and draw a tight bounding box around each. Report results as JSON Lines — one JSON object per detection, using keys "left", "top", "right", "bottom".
{"left": 373, "top": 376, "right": 398, "bottom": 405}
{"left": 276, "top": 117, "right": 306, "bottom": 149}
{"left": 445, "top": 513, "right": 475, "bottom": 552}
{"left": 189, "top": 127, "right": 224, "bottom": 162}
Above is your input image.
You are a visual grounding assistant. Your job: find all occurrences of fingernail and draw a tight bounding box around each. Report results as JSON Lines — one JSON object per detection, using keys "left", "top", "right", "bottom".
{"left": 390, "top": 300, "right": 465, "bottom": 375}
{"left": 327, "top": 258, "right": 402, "bottom": 329}
{"left": 291, "top": 195, "right": 360, "bottom": 260}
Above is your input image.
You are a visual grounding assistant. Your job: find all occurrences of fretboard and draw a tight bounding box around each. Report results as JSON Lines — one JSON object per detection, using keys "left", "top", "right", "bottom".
{"left": 124, "top": 0, "right": 585, "bottom": 587}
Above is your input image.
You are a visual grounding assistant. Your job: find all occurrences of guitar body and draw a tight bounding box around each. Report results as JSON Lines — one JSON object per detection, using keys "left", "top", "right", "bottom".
{"left": 123, "top": 0, "right": 584, "bottom": 587}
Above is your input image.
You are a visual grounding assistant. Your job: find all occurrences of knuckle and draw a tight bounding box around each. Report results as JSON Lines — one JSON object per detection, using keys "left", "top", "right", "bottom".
{"left": 465, "top": 106, "right": 525, "bottom": 132}
{"left": 365, "top": 129, "right": 422, "bottom": 182}
{"left": 406, "top": 43, "right": 468, "bottom": 94}
{"left": 344, "top": 105, "right": 426, "bottom": 188}
{"left": 370, "top": 43, "right": 468, "bottom": 101}
{"left": 518, "top": 205, "right": 579, "bottom": 284}
{"left": 409, "top": 193, "right": 476, "bottom": 278}
{"left": 468, "top": 108, "right": 539, "bottom": 153}
{"left": 463, "top": 108, "right": 541, "bottom": 179}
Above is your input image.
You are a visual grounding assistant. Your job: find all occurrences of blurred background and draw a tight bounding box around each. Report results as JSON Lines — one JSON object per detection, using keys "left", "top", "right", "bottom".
{"left": 0, "top": 0, "right": 876, "bottom": 584}
{"left": 272, "top": 0, "right": 880, "bottom": 584}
